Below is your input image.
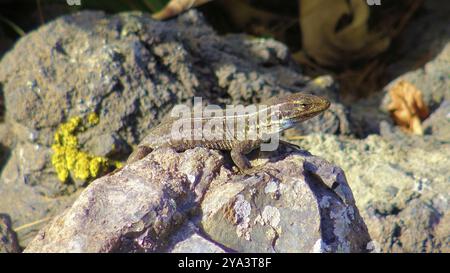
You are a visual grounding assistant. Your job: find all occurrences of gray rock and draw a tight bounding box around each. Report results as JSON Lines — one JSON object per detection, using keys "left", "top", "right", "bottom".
{"left": 0, "top": 214, "right": 21, "bottom": 253}
{"left": 200, "top": 149, "right": 369, "bottom": 253}
{"left": 422, "top": 100, "right": 450, "bottom": 141}
{"left": 168, "top": 222, "right": 226, "bottom": 253}
{"left": 295, "top": 133, "right": 450, "bottom": 253}
{"left": 347, "top": 93, "right": 393, "bottom": 137}
{"left": 0, "top": 10, "right": 347, "bottom": 248}
{"left": 332, "top": 1, "right": 450, "bottom": 252}
{"left": 171, "top": 232, "right": 227, "bottom": 253}
{"left": 24, "top": 147, "right": 370, "bottom": 253}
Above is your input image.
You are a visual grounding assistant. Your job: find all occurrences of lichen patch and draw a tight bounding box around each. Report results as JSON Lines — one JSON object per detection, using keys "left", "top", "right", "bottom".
{"left": 233, "top": 194, "right": 252, "bottom": 241}
{"left": 51, "top": 113, "right": 122, "bottom": 183}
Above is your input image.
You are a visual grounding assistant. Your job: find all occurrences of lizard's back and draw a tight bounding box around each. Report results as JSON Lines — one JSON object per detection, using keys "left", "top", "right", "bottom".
{"left": 139, "top": 108, "right": 264, "bottom": 152}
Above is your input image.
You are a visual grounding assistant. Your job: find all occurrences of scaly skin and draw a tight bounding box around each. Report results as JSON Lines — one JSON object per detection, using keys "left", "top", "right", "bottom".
{"left": 117, "top": 93, "right": 330, "bottom": 175}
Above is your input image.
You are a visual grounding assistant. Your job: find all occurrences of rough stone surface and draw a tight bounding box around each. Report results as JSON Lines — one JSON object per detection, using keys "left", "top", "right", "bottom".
{"left": 24, "top": 147, "right": 224, "bottom": 253}
{"left": 0, "top": 214, "right": 21, "bottom": 253}
{"left": 0, "top": 10, "right": 346, "bottom": 247}
{"left": 296, "top": 133, "right": 449, "bottom": 253}
{"left": 168, "top": 222, "right": 226, "bottom": 253}
{"left": 200, "top": 148, "right": 368, "bottom": 253}
{"left": 328, "top": 2, "right": 450, "bottom": 252}
{"left": 24, "top": 147, "right": 371, "bottom": 253}
{"left": 326, "top": 1, "right": 450, "bottom": 252}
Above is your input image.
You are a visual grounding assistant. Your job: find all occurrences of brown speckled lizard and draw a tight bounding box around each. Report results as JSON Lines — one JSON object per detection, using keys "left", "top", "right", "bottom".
{"left": 114, "top": 93, "right": 330, "bottom": 175}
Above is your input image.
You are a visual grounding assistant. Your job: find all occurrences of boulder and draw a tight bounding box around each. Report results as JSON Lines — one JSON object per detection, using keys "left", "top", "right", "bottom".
{"left": 25, "top": 147, "right": 371, "bottom": 253}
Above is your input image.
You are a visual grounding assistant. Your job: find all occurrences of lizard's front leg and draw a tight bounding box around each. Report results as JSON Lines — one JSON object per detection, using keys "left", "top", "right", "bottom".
{"left": 230, "top": 141, "right": 261, "bottom": 175}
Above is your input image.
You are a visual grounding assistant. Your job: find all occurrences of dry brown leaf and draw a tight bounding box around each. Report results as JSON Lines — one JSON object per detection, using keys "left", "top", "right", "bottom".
{"left": 387, "top": 80, "right": 429, "bottom": 135}
{"left": 152, "top": 0, "right": 212, "bottom": 20}
{"left": 298, "top": 0, "right": 390, "bottom": 67}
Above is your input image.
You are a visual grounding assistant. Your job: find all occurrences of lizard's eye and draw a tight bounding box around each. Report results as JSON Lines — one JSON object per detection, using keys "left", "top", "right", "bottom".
{"left": 298, "top": 103, "right": 308, "bottom": 109}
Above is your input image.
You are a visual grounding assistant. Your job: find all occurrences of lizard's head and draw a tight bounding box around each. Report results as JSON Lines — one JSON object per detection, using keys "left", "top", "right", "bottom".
{"left": 278, "top": 93, "right": 331, "bottom": 128}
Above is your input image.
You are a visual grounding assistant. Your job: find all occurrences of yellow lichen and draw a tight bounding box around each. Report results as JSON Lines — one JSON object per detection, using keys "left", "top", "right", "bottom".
{"left": 89, "top": 156, "right": 108, "bottom": 178}
{"left": 114, "top": 161, "right": 124, "bottom": 169}
{"left": 51, "top": 149, "right": 69, "bottom": 182}
{"left": 64, "top": 147, "right": 78, "bottom": 170}
{"left": 74, "top": 152, "right": 91, "bottom": 180}
{"left": 87, "top": 112, "right": 100, "bottom": 126}
{"left": 51, "top": 112, "right": 121, "bottom": 183}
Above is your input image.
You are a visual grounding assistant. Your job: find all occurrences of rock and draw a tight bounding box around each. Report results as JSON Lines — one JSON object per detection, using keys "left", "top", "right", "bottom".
{"left": 24, "top": 147, "right": 223, "bottom": 253}
{"left": 24, "top": 147, "right": 370, "bottom": 253}
{"left": 0, "top": 10, "right": 348, "bottom": 248}
{"left": 200, "top": 149, "right": 368, "bottom": 253}
{"left": 347, "top": 93, "right": 393, "bottom": 138}
{"left": 171, "top": 232, "right": 227, "bottom": 253}
{"left": 337, "top": 2, "right": 450, "bottom": 252}
{"left": 422, "top": 100, "right": 450, "bottom": 141}
{"left": 0, "top": 214, "right": 21, "bottom": 253}
{"left": 295, "top": 133, "right": 450, "bottom": 253}
{"left": 334, "top": 1, "right": 450, "bottom": 252}
{"left": 168, "top": 222, "right": 226, "bottom": 253}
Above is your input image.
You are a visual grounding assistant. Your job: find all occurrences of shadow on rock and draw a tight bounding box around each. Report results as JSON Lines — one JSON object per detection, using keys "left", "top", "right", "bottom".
{"left": 0, "top": 213, "right": 21, "bottom": 253}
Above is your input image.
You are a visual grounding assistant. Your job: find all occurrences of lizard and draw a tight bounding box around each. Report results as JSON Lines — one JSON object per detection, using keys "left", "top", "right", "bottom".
{"left": 113, "top": 92, "right": 330, "bottom": 175}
